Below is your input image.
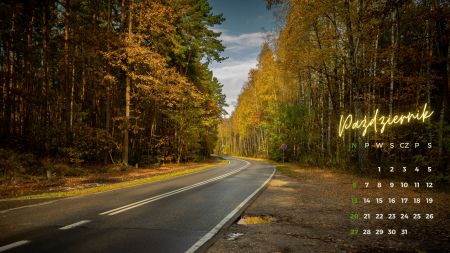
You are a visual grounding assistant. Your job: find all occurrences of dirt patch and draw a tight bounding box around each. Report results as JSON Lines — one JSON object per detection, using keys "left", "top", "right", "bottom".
{"left": 208, "top": 164, "right": 450, "bottom": 253}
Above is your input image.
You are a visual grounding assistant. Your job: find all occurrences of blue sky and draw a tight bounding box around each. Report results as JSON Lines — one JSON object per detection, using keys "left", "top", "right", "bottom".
{"left": 208, "top": 0, "right": 276, "bottom": 115}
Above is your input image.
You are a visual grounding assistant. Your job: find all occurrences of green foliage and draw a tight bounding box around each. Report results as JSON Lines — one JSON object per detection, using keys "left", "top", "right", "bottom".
{"left": 267, "top": 104, "right": 319, "bottom": 162}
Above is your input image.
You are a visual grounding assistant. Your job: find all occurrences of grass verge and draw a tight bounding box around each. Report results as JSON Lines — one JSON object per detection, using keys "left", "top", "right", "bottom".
{"left": 274, "top": 163, "right": 298, "bottom": 177}
{"left": 232, "top": 156, "right": 268, "bottom": 162}
{"left": 1, "top": 159, "right": 228, "bottom": 201}
{"left": 233, "top": 156, "right": 300, "bottom": 178}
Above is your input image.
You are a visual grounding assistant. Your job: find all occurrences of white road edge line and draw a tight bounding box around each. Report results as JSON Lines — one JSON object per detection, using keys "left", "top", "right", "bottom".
{"left": 101, "top": 170, "right": 237, "bottom": 215}
{"left": 0, "top": 240, "right": 30, "bottom": 252}
{"left": 0, "top": 200, "right": 57, "bottom": 214}
{"left": 105, "top": 168, "right": 244, "bottom": 215}
{"left": 102, "top": 160, "right": 233, "bottom": 214}
{"left": 185, "top": 166, "right": 276, "bottom": 253}
{"left": 100, "top": 159, "right": 249, "bottom": 216}
{"left": 59, "top": 220, "right": 91, "bottom": 230}
{"left": 66, "top": 158, "right": 232, "bottom": 201}
{"left": 0, "top": 159, "right": 231, "bottom": 214}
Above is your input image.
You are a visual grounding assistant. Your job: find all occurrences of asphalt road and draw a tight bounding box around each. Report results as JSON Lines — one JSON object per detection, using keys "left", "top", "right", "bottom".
{"left": 0, "top": 157, "right": 275, "bottom": 253}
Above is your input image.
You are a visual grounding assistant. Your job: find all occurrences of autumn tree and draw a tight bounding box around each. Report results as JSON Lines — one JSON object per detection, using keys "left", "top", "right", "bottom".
{"left": 219, "top": 0, "right": 449, "bottom": 174}
{"left": 0, "top": 0, "right": 226, "bottom": 173}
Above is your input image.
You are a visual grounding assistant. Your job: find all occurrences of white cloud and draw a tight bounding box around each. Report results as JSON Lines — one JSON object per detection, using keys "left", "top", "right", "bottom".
{"left": 214, "top": 28, "right": 270, "bottom": 52}
{"left": 209, "top": 28, "right": 273, "bottom": 115}
{"left": 210, "top": 58, "right": 258, "bottom": 115}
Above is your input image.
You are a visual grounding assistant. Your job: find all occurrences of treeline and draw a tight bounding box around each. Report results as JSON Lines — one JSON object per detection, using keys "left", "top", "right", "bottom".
{"left": 0, "top": 0, "right": 226, "bottom": 167}
{"left": 218, "top": 0, "right": 449, "bottom": 173}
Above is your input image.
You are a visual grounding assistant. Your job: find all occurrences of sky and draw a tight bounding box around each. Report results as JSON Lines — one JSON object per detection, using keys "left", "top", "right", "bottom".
{"left": 208, "top": 0, "right": 276, "bottom": 115}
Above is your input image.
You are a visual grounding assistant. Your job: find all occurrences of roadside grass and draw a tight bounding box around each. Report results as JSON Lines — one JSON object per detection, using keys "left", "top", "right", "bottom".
{"left": 275, "top": 163, "right": 299, "bottom": 177}
{"left": 232, "top": 156, "right": 302, "bottom": 179}
{"left": 1, "top": 159, "right": 228, "bottom": 201}
{"left": 232, "top": 156, "right": 268, "bottom": 162}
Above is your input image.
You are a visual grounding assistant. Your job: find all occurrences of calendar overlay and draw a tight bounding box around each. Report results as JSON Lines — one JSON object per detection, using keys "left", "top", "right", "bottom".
{"left": 339, "top": 105, "right": 449, "bottom": 250}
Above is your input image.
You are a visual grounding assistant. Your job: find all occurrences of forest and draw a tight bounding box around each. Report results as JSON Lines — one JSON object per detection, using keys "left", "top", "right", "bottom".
{"left": 0, "top": 0, "right": 227, "bottom": 176}
{"left": 218, "top": 0, "right": 449, "bottom": 177}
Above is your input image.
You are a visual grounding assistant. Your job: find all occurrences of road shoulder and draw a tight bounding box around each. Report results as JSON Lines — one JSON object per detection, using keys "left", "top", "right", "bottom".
{"left": 0, "top": 159, "right": 227, "bottom": 210}
{"left": 207, "top": 163, "right": 450, "bottom": 252}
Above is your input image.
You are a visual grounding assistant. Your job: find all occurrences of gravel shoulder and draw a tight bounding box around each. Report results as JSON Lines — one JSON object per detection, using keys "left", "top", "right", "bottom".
{"left": 207, "top": 163, "right": 450, "bottom": 253}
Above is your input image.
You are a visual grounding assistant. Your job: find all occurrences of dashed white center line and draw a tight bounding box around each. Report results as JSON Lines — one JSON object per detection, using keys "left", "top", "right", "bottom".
{"left": 59, "top": 220, "right": 91, "bottom": 230}
{"left": 99, "top": 160, "right": 251, "bottom": 216}
{"left": 0, "top": 240, "right": 30, "bottom": 252}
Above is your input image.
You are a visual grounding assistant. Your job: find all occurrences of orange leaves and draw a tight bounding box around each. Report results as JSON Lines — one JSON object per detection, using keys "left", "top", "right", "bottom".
{"left": 137, "top": 0, "right": 176, "bottom": 36}
{"left": 103, "top": 29, "right": 201, "bottom": 111}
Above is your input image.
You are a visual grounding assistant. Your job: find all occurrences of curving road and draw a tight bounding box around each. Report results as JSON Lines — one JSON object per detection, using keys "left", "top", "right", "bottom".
{"left": 0, "top": 157, "right": 275, "bottom": 253}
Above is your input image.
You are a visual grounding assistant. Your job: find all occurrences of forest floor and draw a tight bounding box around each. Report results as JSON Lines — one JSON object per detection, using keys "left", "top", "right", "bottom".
{"left": 0, "top": 158, "right": 225, "bottom": 201}
{"left": 208, "top": 163, "right": 450, "bottom": 253}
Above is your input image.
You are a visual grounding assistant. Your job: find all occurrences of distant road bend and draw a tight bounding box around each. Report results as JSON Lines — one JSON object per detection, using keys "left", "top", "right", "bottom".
{"left": 0, "top": 157, "right": 275, "bottom": 253}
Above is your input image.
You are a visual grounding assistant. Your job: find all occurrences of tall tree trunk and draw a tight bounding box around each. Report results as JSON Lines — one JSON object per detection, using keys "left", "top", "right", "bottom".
{"left": 106, "top": 0, "right": 112, "bottom": 133}
{"left": 327, "top": 93, "right": 332, "bottom": 157}
{"left": 70, "top": 44, "right": 76, "bottom": 132}
{"left": 123, "top": 0, "right": 133, "bottom": 165}
{"left": 6, "top": 9, "right": 16, "bottom": 136}
{"left": 431, "top": 0, "right": 449, "bottom": 166}
{"left": 64, "top": 0, "right": 72, "bottom": 144}
{"left": 389, "top": 7, "right": 396, "bottom": 115}
{"left": 426, "top": 19, "right": 432, "bottom": 106}
{"left": 24, "top": 7, "right": 34, "bottom": 139}
{"left": 0, "top": 42, "right": 4, "bottom": 134}
{"left": 121, "top": 0, "right": 126, "bottom": 32}
{"left": 42, "top": 1, "right": 50, "bottom": 152}
{"left": 104, "top": 0, "right": 112, "bottom": 164}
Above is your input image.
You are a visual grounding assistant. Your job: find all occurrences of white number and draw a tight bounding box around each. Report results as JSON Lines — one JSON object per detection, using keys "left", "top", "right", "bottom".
{"left": 363, "top": 229, "right": 371, "bottom": 235}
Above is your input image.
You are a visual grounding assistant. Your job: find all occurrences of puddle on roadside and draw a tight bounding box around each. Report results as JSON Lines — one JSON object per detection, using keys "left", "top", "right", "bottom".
{"left": 237, "top": 215, "right": 275, "bottom": 225}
